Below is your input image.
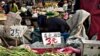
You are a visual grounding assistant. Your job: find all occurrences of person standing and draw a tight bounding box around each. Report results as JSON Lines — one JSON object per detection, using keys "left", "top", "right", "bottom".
{"left": 41, "top": 0, "right": 45, "bottom": 6}
{"left": 37, "top": 0, "right": 44, "bottom": 7}
{"left": 80, "top": 0, "right": 100, "bottom": 40}
{"left": 74, "top": 0, "right": 80, "bottom": 12}
{"left": 2, "top": 1, "right": 10, "bottom": 14}
{"left": 10, "top": 0, "right": 18, "bottom": 13}
{"left": 58, "top": 0, "right": 64, "bottom": 7}
{"left": 63, "top": 0, "right": 68, "bottom": 12}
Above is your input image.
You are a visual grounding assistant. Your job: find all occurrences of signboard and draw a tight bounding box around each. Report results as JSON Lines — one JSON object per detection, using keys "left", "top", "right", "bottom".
{"left": 10, "top": 25, "right": 27, "bottom": 37}
{"left": 42, "top": 32, "right": 61, "bottom": 45}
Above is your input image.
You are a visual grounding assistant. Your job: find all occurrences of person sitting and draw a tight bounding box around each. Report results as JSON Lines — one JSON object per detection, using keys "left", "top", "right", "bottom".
{"left": 58, "top": 0, "right": 64, "bottom": 7}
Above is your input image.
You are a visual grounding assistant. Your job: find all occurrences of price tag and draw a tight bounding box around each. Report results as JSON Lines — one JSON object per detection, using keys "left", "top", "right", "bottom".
{"left": 42, "top": 32, "right": 61, "bottom": 45}
{"left": 10, "top": 26, "right": 27, "bottom": 37}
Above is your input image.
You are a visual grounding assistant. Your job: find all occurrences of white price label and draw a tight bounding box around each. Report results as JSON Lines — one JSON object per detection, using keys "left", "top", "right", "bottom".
{"left": 42, "top": 32, "right": 61, "bottom": 45}
{"left": 10, "top": 28, "right": 20, "bottom": 37}
{"left": 10, "top": 26, "right": 27, "bottom": 37}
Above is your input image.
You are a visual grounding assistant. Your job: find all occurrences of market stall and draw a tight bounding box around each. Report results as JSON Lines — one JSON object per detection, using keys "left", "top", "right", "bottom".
{"left": 1, "top": 0, "right": 100, "bottom": 56}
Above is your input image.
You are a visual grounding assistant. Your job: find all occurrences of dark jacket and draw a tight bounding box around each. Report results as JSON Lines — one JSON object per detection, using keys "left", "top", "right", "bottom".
{"left": 3, "top": 4, "right": 10, "bottom": 14}
{"left": 47, "top": 17, "right": 69, "bottom": 33}
{"left": 38, "top": 15, "right": 69, "bottom": 33}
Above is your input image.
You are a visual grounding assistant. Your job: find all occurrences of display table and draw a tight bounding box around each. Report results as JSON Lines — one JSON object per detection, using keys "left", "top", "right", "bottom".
{"left": 31, "top": 46, "right": 81, "bottom": 54}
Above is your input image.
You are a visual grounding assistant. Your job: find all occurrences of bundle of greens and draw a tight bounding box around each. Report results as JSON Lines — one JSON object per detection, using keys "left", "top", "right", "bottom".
{"left": 0, "top": 46, "right": 70, "bottom": 56}
{"left": 0, "top": 46, "right": 38, "bottom": 56}
{"left": 46, "top": 11, "right": 59, "bottom": 18}
{"left": 41, "top": 52, "right": 70, "bottom": 56}
{"left": 0, "top": 46, "right": 9, "bottom": 56}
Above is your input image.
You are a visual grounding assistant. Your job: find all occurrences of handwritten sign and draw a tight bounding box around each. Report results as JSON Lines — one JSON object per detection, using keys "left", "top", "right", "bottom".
{"left": 42, "top": 32, "right": 61, "bottom": 45}
{"left": 10, "top": 26, "right": 27, "bottom": 37}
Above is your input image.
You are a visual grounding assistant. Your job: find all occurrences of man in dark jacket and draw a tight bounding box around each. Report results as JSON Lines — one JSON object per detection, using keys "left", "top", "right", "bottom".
{"left": 31, "top": 15, "right": 69, "bottom": 43}
{"left": 47, "top": 17, "right": 69, "bottom": 33}
{"left": 38, "top": 15, "right": 69, "bottom": 33}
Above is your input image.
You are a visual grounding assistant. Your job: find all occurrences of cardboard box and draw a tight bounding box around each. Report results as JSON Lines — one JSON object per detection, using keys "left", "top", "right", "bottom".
{"left": 80, "top": 39, "right": 100, "bottom": 56}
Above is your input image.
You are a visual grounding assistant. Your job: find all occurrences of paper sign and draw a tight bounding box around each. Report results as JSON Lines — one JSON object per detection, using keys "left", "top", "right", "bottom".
{"left": 10, "top": 26, "right": 27, "bottom": 37}
{"left": 42, "top": 32, "right": 61, "bottom": 45}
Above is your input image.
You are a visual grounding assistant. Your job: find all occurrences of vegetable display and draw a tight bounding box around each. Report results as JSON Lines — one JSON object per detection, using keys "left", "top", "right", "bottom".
{"left": 0, "top": 46, "right": 38, "bottom": 56}
{"left": 0, "top": 46, "right": 70, "bottom": 56}
{"left": 42, "top": 52, "right": 70, "bottom": 56}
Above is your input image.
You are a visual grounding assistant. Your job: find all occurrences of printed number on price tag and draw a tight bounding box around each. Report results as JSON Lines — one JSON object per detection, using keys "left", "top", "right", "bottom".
{"left": 42, "top": 32, "right": 61, "bottom": 45}
{"left": 10, "top": 26, "right": 27, "bottom": 37}
{"left": 10, "top": 28, "right": 20, "bottom": 37}
{"left": 45, "top": 37, "right": 57, "bottom": 45}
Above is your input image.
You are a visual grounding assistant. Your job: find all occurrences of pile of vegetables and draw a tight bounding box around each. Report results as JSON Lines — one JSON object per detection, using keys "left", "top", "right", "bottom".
{"left": 0, "top": 46, "right": 38, "bottom": 56}
{"left": 42, "top": 52, "right": 70, "bottom": 56}
{"left": 46, "top": 12, "right": 55, "bottom": 16}
{"left": 0, "top": 46, "right": 70, "bottom": 56}
{"left": 46, "top": 11, "right": 59, "bottom": 18}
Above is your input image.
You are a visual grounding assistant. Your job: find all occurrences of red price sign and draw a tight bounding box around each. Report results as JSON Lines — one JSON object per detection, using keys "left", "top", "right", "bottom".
{"left": 42, "top": 32, "right": 61, "bottom": 45}
{"left": 45, "top": 37, "right": 57, "bottom": 45}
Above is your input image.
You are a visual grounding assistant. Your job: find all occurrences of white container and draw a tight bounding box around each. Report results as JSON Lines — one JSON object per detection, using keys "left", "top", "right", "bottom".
{"left": 80, "top": 39, "right": 100, "bottom": 56}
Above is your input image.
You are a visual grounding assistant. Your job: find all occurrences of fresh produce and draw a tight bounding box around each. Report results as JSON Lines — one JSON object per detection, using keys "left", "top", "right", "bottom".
{"left": 41, "top": 52, "right": 70, "bottom": 56}
{"left": 46, "top": 12, "right": 55, "bottom": 16}
{"left": 10, "top": 47, "right": 38, "bottom": 56}
{"left": 0, "top": 46, "right": 10, "bottom": 56}
{"left": 46, "top": 11, "right": 59, "bottom": 18}
{"left": 0, "top": 46, "right": 38, "bottom": 56}
{"left": 0, "top": 46, "right": 70, "bottom": 56}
